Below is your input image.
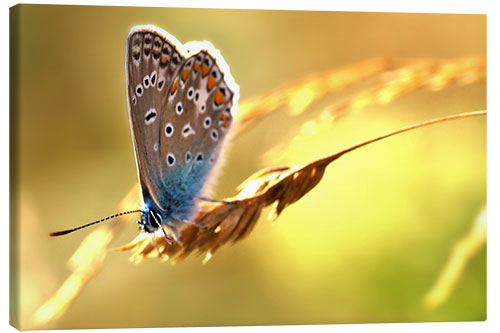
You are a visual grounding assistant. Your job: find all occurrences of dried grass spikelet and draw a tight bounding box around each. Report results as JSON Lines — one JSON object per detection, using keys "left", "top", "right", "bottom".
{"left": 326, "top": 57, "right": 485, "bottom": 118}
{"left": 114, "top": 110, "right": 486, "bottom": 264}
{"left": 33, "top": 185, "right": 140, "bottom": 326}
{"left": 265, "top": 57, "right": 486, "bottom": 164}
{"left": 234, "top": 58, "right": 390, "bottom": 133}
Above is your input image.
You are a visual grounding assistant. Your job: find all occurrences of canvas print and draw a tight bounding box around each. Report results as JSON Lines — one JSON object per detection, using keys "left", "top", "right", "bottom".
{"left": 10, "top": 4, "right": 486, "bottom": 330}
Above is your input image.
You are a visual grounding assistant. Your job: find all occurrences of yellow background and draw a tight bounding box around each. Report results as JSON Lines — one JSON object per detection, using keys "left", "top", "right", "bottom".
{"left": 11, "top": 5, "right": 486, "bottom": 329}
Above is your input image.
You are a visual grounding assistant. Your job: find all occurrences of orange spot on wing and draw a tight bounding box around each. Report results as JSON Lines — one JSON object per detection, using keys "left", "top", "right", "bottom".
{"left": 207, "top": 75, "right": 216, "bottom": 91}
{"left": 170, "top": 79, "right": 178, "bottom": 94}
{"left": 221, "top": 113, "right": 228, "bottom": 121}
{"left": 160, "top": 56, "right": 167, "bottom": 64}
{"left": 182, "top": 69, "right": 190, "bottom": 81}
{"left": 202, "top": 65, "right": 209, "bottom": 76}
{"left": 223, "top": 120, "right": 229, "bottom": 128}
{"left": 214, "top": 91, "right": 226, "bottom": 105}
{"left": 170, "top": 64, "right": 175, "bottom": 73}
{"left": 193, "top": 62, "right": 200, "bottom": 72}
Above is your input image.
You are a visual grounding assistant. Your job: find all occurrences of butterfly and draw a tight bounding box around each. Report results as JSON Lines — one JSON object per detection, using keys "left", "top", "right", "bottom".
{"left": 50, "top": 25, "right": 239, "bottom": 243}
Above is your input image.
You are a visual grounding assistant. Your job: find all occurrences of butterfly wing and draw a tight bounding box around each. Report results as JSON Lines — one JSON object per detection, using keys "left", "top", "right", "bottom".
{"left": 125, "top": 26, "right": 186, "bottom": 211}
{"left": 159, "top": 47, "right": 237, "bottom": 215}
{"left": 126, "top": 25, "right": 239, "bottom": 223}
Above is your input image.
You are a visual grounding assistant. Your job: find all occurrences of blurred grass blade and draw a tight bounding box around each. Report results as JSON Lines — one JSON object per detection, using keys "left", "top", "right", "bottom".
{"left": 33, "top": 185, "right": 140, "bottom": 326}
{"left": 423, "top": 205, "right": 487, "bottom": 309}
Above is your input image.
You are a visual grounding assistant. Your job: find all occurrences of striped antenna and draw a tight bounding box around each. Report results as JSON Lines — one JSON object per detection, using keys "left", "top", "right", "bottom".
{"left": 49, "top": 210, "right": 142, "bottom": 237}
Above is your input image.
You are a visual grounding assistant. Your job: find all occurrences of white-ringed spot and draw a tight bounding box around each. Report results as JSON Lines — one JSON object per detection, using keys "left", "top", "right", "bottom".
{"left": 211, "top": 129, "right": 219, "bottom": 141}
{"left": 136, "top": 83, "right": 143, "bottom": 96}
{"left": 150, "top": 71, "right": 157, "bottom": 87}
{"left": 144, "top": 108, "right": 157, "bottom": 125}
{"left": 182, "top": 123, "right": 195, "bottom": 137}
{"left": 203, "top": 116, "right": 212, "bottom": 128}
{"left": 166, "top": 153, "right": 176, "bottom": 167}
{"left": 176, "top": 102, "right": 183, "bottom": 115}
{"left": 187, "top": 87, "right": 195, "bottom": 100}
{"left": 143, "top": 75, "right": 151, "bottom": 88}
{"left": 165, "top": 123, "right": 174, "bottom": 137}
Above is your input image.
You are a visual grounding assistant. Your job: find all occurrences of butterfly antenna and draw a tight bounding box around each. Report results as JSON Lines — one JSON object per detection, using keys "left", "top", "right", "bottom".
{"left": 49, "top": 210, "right": 143, "bottom": 237}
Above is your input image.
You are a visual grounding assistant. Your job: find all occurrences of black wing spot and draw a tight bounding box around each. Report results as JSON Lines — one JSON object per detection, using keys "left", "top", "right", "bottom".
{"left": 167, "top": 153, "right": 176, "bottom": 166}
{"left": 172, "top": 54, "right": 180, "bottom": 65}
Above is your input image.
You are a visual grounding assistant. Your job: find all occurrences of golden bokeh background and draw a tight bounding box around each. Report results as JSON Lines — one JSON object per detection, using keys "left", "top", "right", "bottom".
{"left": 10, "top": 5, "right": 486, "bottom": 329}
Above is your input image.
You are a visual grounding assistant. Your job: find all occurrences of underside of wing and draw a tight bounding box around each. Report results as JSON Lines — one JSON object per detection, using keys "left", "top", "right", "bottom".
{"left": 159, "top": 48, "right": 237, "bottom": 206}
{"left": 125, "top": 26, "right": 186, "bottom": 211}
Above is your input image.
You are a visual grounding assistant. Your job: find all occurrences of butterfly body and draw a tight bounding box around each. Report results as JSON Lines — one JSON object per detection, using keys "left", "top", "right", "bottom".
{"left": 126, "top": 25, "right": 238, "bottom": 237}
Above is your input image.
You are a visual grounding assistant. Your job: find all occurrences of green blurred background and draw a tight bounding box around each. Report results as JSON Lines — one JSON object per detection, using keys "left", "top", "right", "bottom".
{"left": 11, "top": 5, "right": 486, "bottom": 329}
